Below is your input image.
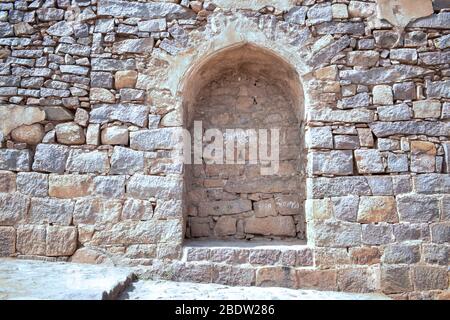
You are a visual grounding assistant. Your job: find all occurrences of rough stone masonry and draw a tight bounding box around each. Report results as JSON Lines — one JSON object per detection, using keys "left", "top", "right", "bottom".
{"left": 0, "top": 0, "right": 449, "bottom": 300}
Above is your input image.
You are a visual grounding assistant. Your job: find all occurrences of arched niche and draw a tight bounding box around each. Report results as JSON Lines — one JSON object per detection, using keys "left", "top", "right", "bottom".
{"left": 181, "top": 43, "right": 306, "bottom": 242}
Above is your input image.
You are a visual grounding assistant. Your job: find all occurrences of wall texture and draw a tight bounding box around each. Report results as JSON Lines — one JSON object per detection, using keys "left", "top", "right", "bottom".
{"left": 0, "top": 0, "right": 449, "bottom": 299}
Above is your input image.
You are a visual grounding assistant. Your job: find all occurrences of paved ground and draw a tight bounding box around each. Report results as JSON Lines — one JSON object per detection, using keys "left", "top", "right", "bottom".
{"left": 0, "top": 258, "right": 389, "bottom": 300}
{"left": 120, "top": 280, "right": 390, "bottom": 300}
{"left": 0, "top": 258, "right": 134, "bottom": 300}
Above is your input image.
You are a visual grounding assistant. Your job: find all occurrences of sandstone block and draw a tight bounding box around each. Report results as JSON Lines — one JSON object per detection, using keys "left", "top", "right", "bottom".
{"left": 55, "top": 123, "right": 85, "bottom": 145}
{"left": 214, "top": 216, "right": 237, "bottom": 236}
{"left": 296, "top": 269, "right": 337, "bottom": 291}
{"left": 46, "top": 226, "right": 77, "bottom": 257}
{"left": 305, "top": 126, "right": 333, "bottom": 149}
{"left": 274, "top": 195, "right": 301, "bottom": 216}
{"left": 90, "top": 88, "right": 115, "bottom": 103}
{"left": 393, "top": 82, "right": 416, "bottom": 101}
{"left": 110, "top": 146, "right": 144, "bottom": 175}
{"left": 11, "top": 124, "right": 44, "bottom": 145}
{"left": 245, "top": 216, "right": 296, "bottom": 237}
{"left": 114, "top": 70, "right": 137, "bottom": 89}
{"left": 350, "top": 247, "right": 380, "bottom": 265}
{"left": 16, "top": 225, "right": 46, "bottom": 256}
{"left": 254, "top": 199, "right": 277, "bottom": 217}
{"left": 357, "top": 196, "right": 397, "bottom": 223}
{"left": 199, "top": 200, "right": 252, "bottom": 216}
{"left": 347, "top": 51, "right": 379, "bottom": 67}
{"left": 311, "top": 220, "right": 361, "bottom": 247}
{"left": 28, "top": 197, "right": 73, "bottom": 226}
{"left": 73, "top": 197, "right": 122, "bottom": 226}
{"left": 101, "top": 126, "right": 129, "bottom": 145}
{"left": 49, "top": 174, "right": 93, "bottom": 199}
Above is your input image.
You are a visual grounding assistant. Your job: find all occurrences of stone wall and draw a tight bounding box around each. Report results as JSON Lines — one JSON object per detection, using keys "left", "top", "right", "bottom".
{"left": 0, "top": 0, "right": 448, "bottom": 298}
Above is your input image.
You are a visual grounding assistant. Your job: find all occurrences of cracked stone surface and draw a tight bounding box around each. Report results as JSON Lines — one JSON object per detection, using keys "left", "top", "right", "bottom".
{"left": 0, "top": 258, "right": 134, "bottom": 300}
{"left": 120, "top": 280, "right": 390, "bottom": 300}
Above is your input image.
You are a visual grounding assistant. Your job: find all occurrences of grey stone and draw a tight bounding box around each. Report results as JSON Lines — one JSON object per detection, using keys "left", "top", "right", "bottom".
{"left": 310, "top": 36, "right": 350, "bottom": 66}
{"left": 393, "top": 82, "right": 416, "bottom": 101}
{"left": 409, "top": 12, "right": 450, "bottom": 29}
{"left": 414, "top": 174, "right": 449, "bottom": 194}
{"left": 373, "top": 30, "right": 401, "bottom": 48}
{"left": 393, "top": 223, "right": 427, "bottom": 242}
{"left": 347, "top": 51, "right": 379, "bottom": 67}
{"left": 309, "top": 108, "right": 375, "bottom": 123}
{"left": 423, "top": 244, "right": 448, "bottom": 265}
{"left": 427, "top": 80, "right": 450, "bottom": 98}
{"left": 392, "top": 175, "right": 412, "bottom": 195}
{"left": 60, "top": 65, "right": 90, "bottom": 76}
{"left": 0, "top": 227, "right": 15, "bottom": 257}
{"left": 337, "top": 93, "right": 369, "bottom": 109}
{"left": 354, "top": 150, "right": 384, "bottom": 174}
{"left": 305, "top": 127, "right": 333, "bottom": 149}
{"left": 130, "top": 128, "right": 182, "bottom": 151}
{"left": 93, "top": 176, "right": 126, "bottom": 198}
{"left": 0, "top": 193, "right": 29, "bottom": 225}
{"left": 307, "top": 176, "right": 371, "bottom": 198}
{"left": 57, "top": 43, "right": 91, "bottom": 57}
{"left": 16, "top": 172, "right": 48, "bottom": 197}
{"left": 285, "top": 6, "right": 308, "bottom": 25}
{"left": 95, "top": 19, "right": 115, "bottom": 33}
{"left": 419, "top": 51, "right": 450, "bottom": 65}
{"left": 73, "top": 198, "right": 122, "bottom": 226}
{"left": 199, "top": 200, "right": 252, "bottom": 216}
{"left": 366, "top": 176, "right": 393, "bottom": 196}
{"left": 434, "top": 34, "right": 450, "bottom": 49}
{"left": 90, "top": 104, "right": 149, "bottom": 127}
{"left": 28, "top": 197, "right": 74, "bottom": 225}
{"left": 381, "top": 265, "right": 412, "bottom": 294}
{"left": 112, "top": 38, "right": 154, "bottom": 54}
{"left": 397, "top": 194, "right": 440, "bottom": 223}
{"left": 430, "top": 223, "right": 449, "bottom": 244}
{"left": 387, "top": 153, "right": 409, "bottom": 173}
{"left": 97, "top": 0, "right": 195, "bottom": 20}
{"left": 405, "top": 31, "right": 427, "bottom": 47}
{"left": 312, "top": 220, "right": 361, "bottom": 247}
{"left": 44, "top": 107, "right": 74, "bottom": 121}
{"left": 340, "top": 65, "right": 433, "bottom": 85}
{"left": 370, "top": 121, "right": 449, "bottom": 137}
{"left": 390, "top": 49, "right": 417, "bottom": 63}
{"left": 91, "top": 58, "right": 136, "bottom": 71}
{"left": 334, "top": 135, "right": 360, "bottom": 150}
{"left": 138, "top": 19, "right": 167, "bottom": 32}
{"left": 362, "top": 224, "right": 393, "bottom": 245}
{"left": 331, "top": 195, "right": 359, "bottom": 222}
{"left": 307, "top": 150, "right": 353, "bottom": 176}
{"left": 37, "top": 8, "right": 64, "bottom": 21}
{"left": 110, "top": 146, "right": 144, "bottom": 175}
{"left": 122, "top": 198, "right": 153, "bottom": 221}
{"left": 101, "top": 126, "right": 129, "bottom": 145}
{"left": 47, "top": 21, "right": 74, "bottom": 36}
{"left": 127, "top": 174, "right": 183, "bottom": 200}
{"left": 0, "top": 76, "right": 20, "bottom": 87}
{"left": 0, "top": 22, "right": 14, "bottom": 37}
{"left": 307, "top": 3, "right": 332, "bottom": 25}
{"left": 46, "top": 225, "right": 77, "bottom": 256}
{"left": 383, "top": 243, "right": 421, "bottom": 264}
{"left": 412, "top": 266, "right": 448, "bottom": 291}
{"left": 0, "top": 149, "right": 31, "bottom": 171}
{"left": 55, "top": 123, "right": 85, "bottom": 145}
{"left": 377, "top": 138, "right": 400, "bottom": 151}
{"left": 66, "top": 150, "right": 110, "bottom": 174}
{"left": 91, "top": 72, "right": 113, "bottom": 88}
{"left": 32, "top": 144, "right": 70, "bottom": 174}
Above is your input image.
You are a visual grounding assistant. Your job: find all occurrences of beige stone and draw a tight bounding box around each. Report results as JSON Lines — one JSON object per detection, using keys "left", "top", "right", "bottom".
{"left": 16, "top": 225, "right": 46, "bottom": 256}
{"left": 46, "top": 226, "right": 77, "bottom": 257}
{"left": 90, "top": 88, "right": 115, "bottom": 103}
{"left": 244, "top": 216, "right": 296, "bottom": 237}
{"left": 101, "top": 126, "right": 129, "bottom": 145}
{"left": 214, "top": 216, "right": 237, "bottom": 236}
{"left": 49, "top": 174, "right": 93, "bottom": 199}
{"left": 314, "top": 65, "right": 338, "bottom": 80}
{"left": 55, "top": 122, "right": 85, "bottom": 145}
{"left": 410, "top": 140, "right": 436, "bottom": 155}
{"left": 254, "top": 199, "right": 277, "bottom": 217}
{"left": 115, "top": 70, "right": 138, "bottom": 89}
{"left": 0, "top": 105, "right": 45, "bottom": 136}
{"left": 357, "top": 196, "right": 398, "bottom": 223}
{"left": 305, "top": 199, "right": 332, "bottom": 221}
{"left": 256, "top": 267, "right": 297, "bottom": 288}
{"left": 296, "top": 269, "right": 337, "bottom": 291}
{"left": 11, "top": 124, "right": 45, "bottom": 145}
{"left": 373, "top": 85, "right": 393, "bottom": 105}
{"left": 332, "top": 4, "right": 348, "bottom": 19}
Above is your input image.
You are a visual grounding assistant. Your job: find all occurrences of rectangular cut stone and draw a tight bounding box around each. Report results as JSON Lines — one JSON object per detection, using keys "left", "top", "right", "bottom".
{"left": 73, "top": 198, "right": 122, "bottom": 226}
{"left": 413, "top": 100, "right": 441, "bottom": 118}
{"left": 409, "top": 12, "right": 450, "bottom": 29}
{"left": 94, "top": 176, "right": 126, "bottom": 198}
{"left": 357, "top": 196, "right": 398, "bottom": 223}
{"left": 0, "top": 226, "right": 15, "bottom": 257}
{"left": 0, "top": 193, "right": 29, "bottom": 226}
{"left": 308, "top": 108, "right": 375, "bottom": 123}
{"left": 90, "top": 104, "right": 149, "bottom": 127}
{"left": 337, "top": 93, "right": 370, "bottom": 109}
{"left": 49, "top": 175, "right": 93, "bottom": 199}
{"left": 16, "top": 172, "right": 48, "bottom": 197}
{"left": 377, "top": 104, "right": 411, "bottom": 121}
{"left": 311, "top": 220, "right": 361, "bottom": 247}
{"left": 130, "top": 128, "right": 182, "bottom": 151}
{"left": 91, "top": 58, "right": 136, "bottom": 71}
{"left": 28, "top": 198, "right": 74, "bottom": 226}
{"left": 110, "top": 146, "right": 144, "bottom": 175}
{"left": 0, "top": 149, "right": 31, "bottom": 171}
{"left": 57, "top": 43, "right": 91, "bottom": 57}
{"left": 138, "top": 19, "right": 167, "bottom": 32}
{"left": 46, "top": 226, "right": 77, "bottom": 257}
{"left": 397, "top": 194, "right": 440, "bottom": 223}
{"left": 354, "top": 150, "right": 384, "bottom": 174}
{"left": 66, "top": 150, "right": 110, "bottom": 174}
{"left": 413, "top": 174, "right": 449, "bottom": 194}
{"left": 32, "top": 144, "right": 70, "bottom": 174}
{"left": 97, "top": 0, "right": 195, "bottom": 20}
{"left": 225, "top": 177, "right": 299, "bottom": 194}
{"left": 16, "top": 225, "right": 46, "bottom": 256}
{"left": 245, "top": 216, "right": 296, "bottom": 237}
{"left": 127, "top": 174, "right": 183, "bottom": 200}
{"left": 199, "top": 200, "right": 252, "bottom": 216}
{"left": 427, "top": 80, "right": 450, "bottom": 98}
{"left": 0, "top": 171, "right": 16, "bottom": 193}
{"left": 340, "top": 65, "right": 433, "bottom": 85}
{"left": 370, "top": 121, "right": 449, "bottom": 137}
{"left": 315, "top": 22, "right": 365, "bottom": 35}
{"left": 112, "top": 38, "right": 154, "bottom": 54}
{"left": 307, "top": 177, "right": 371, "bottom": 198}
{"left": 307, "top": 150, "right": 353, "bottom": 175}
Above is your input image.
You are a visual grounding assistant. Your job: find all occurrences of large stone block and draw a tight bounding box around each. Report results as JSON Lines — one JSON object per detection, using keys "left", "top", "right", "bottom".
{"left": 354, "top": 150, "right": 384, "bottom": 174}
{"left": 370, "top": 121, "right": 449, "bottom": 138}
{"left": 0, "top": 149, "right": 31, "bottom": 171}
{"left": 296, "top": 269, "right": 337, "bottom": 291}
{"left": 66, "top": 149, "right": 110, "bottom": 174}
{"left": 90, "top": 104, "right": 149, "bottom": 127}
{"left": 127, "top": 174, "right": 183, "bottom": 200}
{"left": 382, "top": 243, "right": 421, "bottom": 264}
{"left": 413, "top": 174, "right": 449, "bottom": 194}
{"left": 32, "top": 144, "right": 70, "bottom": 174}
{"left": 110, "top": 146, "right": 144, "bottom": 175}
{"left": 130, "top": 128, "right": 183, "bottom": 151}
{"left": 381, "top": 265, "right": 413, "bottom": 294}
{"left": 16, "top": 172, "right": 48, "bottom": 197}
{"left": 16, "top": 225, "right": 46, "bottom": 255}
{"left": 362, "top": 223, "right": 393, "bottom": 245}
{"left": 340, "top": 65, "right": 433, "bottom": 85}
{"left": 213, "top": 265, "right": 255, "bottom": 287}
{"left": 0, "top": 193, "right": 29, "bottom": 225}
{"left": 0, "top": 226, "right": 15, "bottom": 257}
{"left": 307, "top": 150, "right": 353, "bottom": 176}
{"left": 430, "top": 223, "right": 450, "bottom": 244}
{"left": 337, "top": 268, "right": 374, "bottom": 293}
{"left": 73, "top": 197, "right": 122, "bottom": 226}
{"left": 122, "top": 198, "right": 153, "bottom": 221}
{"left": 0, "top": 170, "right": 16, "bottom": 193}
{"left": 307, "top": 176, "right": 371, "bottom": 198}
{"left": 412, "top": 266, "right": 448, "bottom": 291}
{"left": 225, "top": 177, "right": 300, "bottom": 194}
{"left": 305, "top": 126, "right": 333, "bottom": 149}
{"left": 357, "top": 196, "right": 398, "bottom": 223}
{"left": 275, "top": 195, "right": 301, "bottom": 216}
{"left": 311, "top": 220, "right": 361, "bottom": 247}
{"left": 46, "top": 226, "right": 77, "bottom": 257}
{"left": 93, "top": 175, "right": 126, "bottom": 198}
{"left": 55, "top": 123, "right": 85, "bottom": 145}
{"left": 256, "top": 267, "right": 296, "bottom": 288}
{"left": 49, "top": 174, "right": 93, "bottom": 199}
{"left": 244, "top": 216, "right": 296, "bottom": 237}
{"left": 28, "top": 197, "right": 74, "bottom": 226}
{"left": 397, "top": 194, "right": 440, "bottom": 223}
{"left": 331, "top": 195, "right": 359, "bottom": 222}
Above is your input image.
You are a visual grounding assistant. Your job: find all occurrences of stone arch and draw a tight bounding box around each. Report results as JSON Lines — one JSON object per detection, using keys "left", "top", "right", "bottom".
{"left": 181, "top": 42, "right": 307, "bottom": 242}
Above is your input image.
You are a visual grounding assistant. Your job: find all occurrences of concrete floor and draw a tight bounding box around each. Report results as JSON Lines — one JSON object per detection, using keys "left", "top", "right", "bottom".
{"left": 0, "top": 258, "right": 390, "bottom": 300}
